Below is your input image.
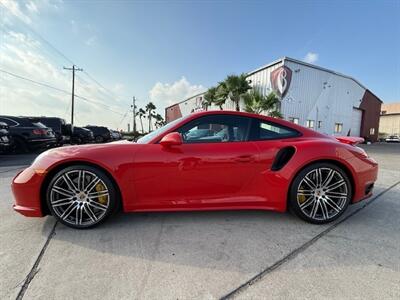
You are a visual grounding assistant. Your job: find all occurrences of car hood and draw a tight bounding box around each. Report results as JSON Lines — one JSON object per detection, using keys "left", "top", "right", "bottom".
{"left": 31, "top": 140, "right": 142, "bottom": 170}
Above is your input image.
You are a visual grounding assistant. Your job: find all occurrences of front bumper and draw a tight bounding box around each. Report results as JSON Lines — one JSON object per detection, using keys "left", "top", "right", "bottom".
{"left": 12, "top": 167, "right": 45, "bottom": 217}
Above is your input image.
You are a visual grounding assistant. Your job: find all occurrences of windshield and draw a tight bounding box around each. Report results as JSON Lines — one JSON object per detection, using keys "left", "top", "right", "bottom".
{"left": 136, "top": 116, "right": 187, "bottom": 144}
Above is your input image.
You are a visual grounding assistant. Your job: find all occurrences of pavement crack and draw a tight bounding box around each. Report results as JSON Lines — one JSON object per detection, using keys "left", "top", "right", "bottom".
{"left": 220, "top": 180, "right": 400, "bottom": 299}
{"left": 15, "top": 221, "right": 58, "bottom": 300}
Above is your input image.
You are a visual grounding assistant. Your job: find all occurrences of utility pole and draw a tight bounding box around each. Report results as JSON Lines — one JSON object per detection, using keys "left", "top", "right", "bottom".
{"left": 131, "top": 96, "right": 136, "bottom": 133}
{"left": 63, "top": 65, "right": 83, "bottom": 127}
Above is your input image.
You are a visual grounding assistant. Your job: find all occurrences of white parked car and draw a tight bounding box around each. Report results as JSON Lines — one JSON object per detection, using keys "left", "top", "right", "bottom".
{"left": 385, "top": 135, "right": 400, "bottom": 143}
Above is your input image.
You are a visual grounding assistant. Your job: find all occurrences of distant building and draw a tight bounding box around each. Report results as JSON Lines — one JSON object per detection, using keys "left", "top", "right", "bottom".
{"left": 165, "top": 57, "right": 382, "bottom": 142}
{"left": 379, "top": 103, "right": 400, "bottom": 137}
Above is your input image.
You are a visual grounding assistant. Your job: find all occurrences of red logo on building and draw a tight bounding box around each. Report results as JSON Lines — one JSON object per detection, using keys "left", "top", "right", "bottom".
{"left": 270, "top": 66, "right": 292, "bottom": 98}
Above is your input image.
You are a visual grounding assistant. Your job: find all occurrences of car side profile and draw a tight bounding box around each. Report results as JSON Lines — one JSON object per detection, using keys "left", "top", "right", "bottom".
{"left": 12, "top": 111, "right": 378, "bottom": 229}
{"left": 0, "top": 116, "right": 56, "bottom": 153}
{"left": 70, "top": 126, "right": 94, "bottom": 144}
{"left": 84, "top": 125, "right": 112, "bottom": 143}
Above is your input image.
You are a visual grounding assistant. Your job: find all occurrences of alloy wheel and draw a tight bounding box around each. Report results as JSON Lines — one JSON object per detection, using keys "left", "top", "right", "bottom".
{"left": 296, "top": 167, "right": 349, "bottom": 221}
{"left": 49, "top": 170, "right": 110, "bottom": 226}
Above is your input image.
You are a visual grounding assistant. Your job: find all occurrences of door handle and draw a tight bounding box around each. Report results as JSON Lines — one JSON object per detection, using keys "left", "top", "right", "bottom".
{"left": 235, "top": 155, "right": 254, "bottom": 163}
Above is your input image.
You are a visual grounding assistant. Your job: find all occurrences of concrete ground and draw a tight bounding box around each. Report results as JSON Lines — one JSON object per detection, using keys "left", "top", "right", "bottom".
{"left": 0, "top": 144, "right": 399, "bottom": 299}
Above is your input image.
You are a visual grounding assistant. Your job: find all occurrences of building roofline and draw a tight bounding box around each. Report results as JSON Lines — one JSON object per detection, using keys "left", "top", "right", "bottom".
{"left": 165, "top": 91, "right": 206, "bottom": 110}
{"left": 247, "top": 56, "right": 383, "bottom": 103}
{"left": 381, "top": 112, "right": 400, "bottom": 116}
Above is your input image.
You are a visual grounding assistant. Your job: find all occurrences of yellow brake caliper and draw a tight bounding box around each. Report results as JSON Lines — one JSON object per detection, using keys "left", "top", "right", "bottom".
{"left": 298, "top": 194, "right": 306, "bottom": 204}
{"left": 297, "top": 184, "right": 306, "bottom": 204}
{"left": 95, "top": 183, "right": 108, "bottom": 205}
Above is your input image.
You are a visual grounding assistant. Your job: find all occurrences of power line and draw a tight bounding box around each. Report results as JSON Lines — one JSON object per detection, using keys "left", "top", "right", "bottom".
{"left": 0, "top": 69, "right": 125, "bottom": 116}
{"left": 0, "top": 1, "right": 127, "bottom": 106}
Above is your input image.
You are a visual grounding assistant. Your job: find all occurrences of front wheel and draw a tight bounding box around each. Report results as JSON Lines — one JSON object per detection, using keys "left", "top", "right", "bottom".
{"left": 289, "top": 163, "right": 351, "bottom": 224}
{"left": 46, "top": 165, "right": 117, "bottom": 229}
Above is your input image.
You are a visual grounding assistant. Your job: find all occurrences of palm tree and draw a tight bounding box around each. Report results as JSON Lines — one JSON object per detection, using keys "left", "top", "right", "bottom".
{"left": 145, "top": 102, "right": 156, "bottom": 131}
{"left": 214, "top": 81, "right": 229, "bottom": 110}
{"left": 243, "top": 90, "right": 282, "bottom": 117}
{"left": 137, "top": 108, "right": 146, "bottom": 133}
{"left": 154, "top": 113, "right": 165, "bottom": 128}
{"left": 223, "top": 74, "right": 252, "bottom": 111}
{"left": 203, "top": 86, "right": 218, "bottom": 110}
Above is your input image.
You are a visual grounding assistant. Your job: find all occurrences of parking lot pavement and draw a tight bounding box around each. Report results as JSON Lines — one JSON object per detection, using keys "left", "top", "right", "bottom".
{"left": 0, "top": 144, "right": 399, "bottom": 299}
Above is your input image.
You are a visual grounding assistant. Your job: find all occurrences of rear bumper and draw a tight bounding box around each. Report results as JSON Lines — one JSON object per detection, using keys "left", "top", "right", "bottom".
{"left": 12, "top": 168, "right": 45, "bottom": 217}
{"left": 27, "top": 138, "right": 57, "bottom": 149}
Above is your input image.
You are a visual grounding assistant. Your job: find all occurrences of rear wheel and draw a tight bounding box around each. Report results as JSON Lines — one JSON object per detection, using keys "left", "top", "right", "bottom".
{"left": 289, "top": 163, "right": 351, "bottom": 224}
{"left": 46, "top": 165, "right": 116, "bottom": 229}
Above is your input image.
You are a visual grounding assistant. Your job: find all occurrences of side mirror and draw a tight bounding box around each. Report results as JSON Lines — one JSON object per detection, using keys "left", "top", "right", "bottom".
{"left": 160, "top": 132, "right": 183, "bottom": 147}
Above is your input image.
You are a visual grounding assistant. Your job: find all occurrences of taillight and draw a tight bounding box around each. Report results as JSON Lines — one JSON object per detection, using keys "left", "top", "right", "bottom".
{"left": 32, "top": 129, "right": 47, "bottom": 135}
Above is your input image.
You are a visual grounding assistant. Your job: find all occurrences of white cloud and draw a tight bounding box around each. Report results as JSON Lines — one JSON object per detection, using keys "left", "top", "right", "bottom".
{"left": 149, "top": 77, "right": 206, "bottom": 113}
{"left": 85, "top": 35, "right": 97, "bottom": 46}
{"left": 1, "top": 0, "right": 32, "bottom": 24}
{"left": 0, "top": 30, "right": 127, "bottom": 130}
{"left": 26, "top": 1, "right": 38, "bottom": 13}
{"left": 304, "top": 52, "right": 319, "bottom": 64}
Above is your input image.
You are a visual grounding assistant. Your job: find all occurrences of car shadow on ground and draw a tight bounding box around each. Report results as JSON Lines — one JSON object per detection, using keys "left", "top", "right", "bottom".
{"left": 40, "top": 194, "right": 394, "bottom": 274}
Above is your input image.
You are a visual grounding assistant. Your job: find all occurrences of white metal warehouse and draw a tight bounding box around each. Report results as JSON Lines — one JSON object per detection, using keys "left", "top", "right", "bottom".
{"left": 165, "top": 57, "right": 382, "bottom": 142}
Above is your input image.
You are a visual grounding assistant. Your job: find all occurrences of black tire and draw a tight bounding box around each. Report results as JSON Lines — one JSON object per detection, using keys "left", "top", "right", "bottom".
{"left": 46, "top": 165, "right": 117, "bottom": 229}
{"left": 95, "top": 136, "right": 104, "bottom": 143}
{"left": 13, "top": 137, "right": 29, "bottom": 154}
{"left": 288, "top": 162, "right": 351, "bottom": 224}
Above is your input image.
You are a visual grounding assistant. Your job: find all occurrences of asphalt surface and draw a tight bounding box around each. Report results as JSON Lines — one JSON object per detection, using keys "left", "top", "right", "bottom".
{"left": 0, "top": 144, "right": 399, "bottom": 299}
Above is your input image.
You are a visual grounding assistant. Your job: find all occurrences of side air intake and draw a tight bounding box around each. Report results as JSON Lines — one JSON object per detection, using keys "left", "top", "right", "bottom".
{"left": 271, "top": 146, "right": 296, "bottom": 171}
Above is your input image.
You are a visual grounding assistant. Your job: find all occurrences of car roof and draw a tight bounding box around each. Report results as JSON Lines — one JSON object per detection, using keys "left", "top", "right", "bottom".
{"left": 186, "top": 110, "right": 325, "bottom": 138}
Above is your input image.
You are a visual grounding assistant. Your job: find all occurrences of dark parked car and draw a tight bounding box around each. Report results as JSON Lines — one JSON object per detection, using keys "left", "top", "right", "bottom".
{"left": 36, "top": 117, "right": 68, "bottom": 146}
{"left": 0, "top": 122, "right": 12, "bottom": 153}
{"left": 84, "top": 126, "right": 112, "bottom": 143}
{"left": 110, "top": 130, "right": 122, "bottom": 140}
{"left": 0, "top": 116, "right": 56, "bottom": 153}
{"left": 70, "top": 126, "right": 94, "bottom": 144}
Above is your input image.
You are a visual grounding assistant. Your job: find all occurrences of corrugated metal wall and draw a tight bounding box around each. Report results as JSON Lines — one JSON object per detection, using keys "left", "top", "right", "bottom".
{"left": 169, "top": 59, "right": 371, "bottom": 138}
{"left": 281, "top": 60, "right": 365, "bottom": 136}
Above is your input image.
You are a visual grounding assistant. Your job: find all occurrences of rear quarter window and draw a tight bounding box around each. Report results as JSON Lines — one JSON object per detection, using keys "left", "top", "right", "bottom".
{"left": 251, "top": 119, "right": 300, "bottom": 141}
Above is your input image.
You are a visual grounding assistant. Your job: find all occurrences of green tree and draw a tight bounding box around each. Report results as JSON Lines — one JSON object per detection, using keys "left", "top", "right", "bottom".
{"left": 145, "top": 102, "right": 156, "bottom": 131}
{"left": 203, "top": 86, "right": 218, "bottom": 110}
{"left": 223, "top": 74, "right": 252, "bottom": 111}
{"left": 137, "top": 108, "right": 146, "bottom": 133}
{"left": 214, "top": 81, "right": 229, "bottom": 110}
{"left": 243, "top": 90, "right": 282, "bottom": 117}
{"left": 154, "top": 113, "right": 165, "bottom": 128}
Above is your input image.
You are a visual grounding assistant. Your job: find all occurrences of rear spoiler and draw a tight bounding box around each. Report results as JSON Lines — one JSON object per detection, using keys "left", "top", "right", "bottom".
{"left": 335, "top": 136, "right": 364, "bottom": 146}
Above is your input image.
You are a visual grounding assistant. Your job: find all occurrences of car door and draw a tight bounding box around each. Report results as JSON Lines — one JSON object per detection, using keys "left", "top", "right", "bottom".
{"left": 132, "top": 114, "right": 262, "bottom": 210}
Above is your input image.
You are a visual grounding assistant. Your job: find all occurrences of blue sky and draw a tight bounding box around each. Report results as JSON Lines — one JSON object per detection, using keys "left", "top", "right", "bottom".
{"left": 1, "top": 0, "right": 399, "bottom": 129}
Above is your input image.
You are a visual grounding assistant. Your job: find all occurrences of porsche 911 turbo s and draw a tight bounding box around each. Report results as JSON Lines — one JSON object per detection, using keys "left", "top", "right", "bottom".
{"left": 12, "top": 111, "right": 378, "bottom": 229}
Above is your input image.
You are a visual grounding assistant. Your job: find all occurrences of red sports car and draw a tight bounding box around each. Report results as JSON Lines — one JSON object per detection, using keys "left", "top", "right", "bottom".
{"left": 12, "top": 111, "right": 378, "bottom": 229}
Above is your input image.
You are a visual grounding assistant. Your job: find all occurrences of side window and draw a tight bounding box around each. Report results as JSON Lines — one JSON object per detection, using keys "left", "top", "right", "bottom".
{"left": 0, "top": 118, "right": 18, "bottom": 127}
{"left": 177, "top": 115, "right": 251, "bottom": 143}
{"left": 251, "top": 120, "right": 300, "bottom": 140}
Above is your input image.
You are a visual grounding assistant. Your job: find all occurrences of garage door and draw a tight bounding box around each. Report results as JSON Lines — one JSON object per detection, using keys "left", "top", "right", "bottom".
{"left": 351, "top": 108, "right": 362, "bottom": 137}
